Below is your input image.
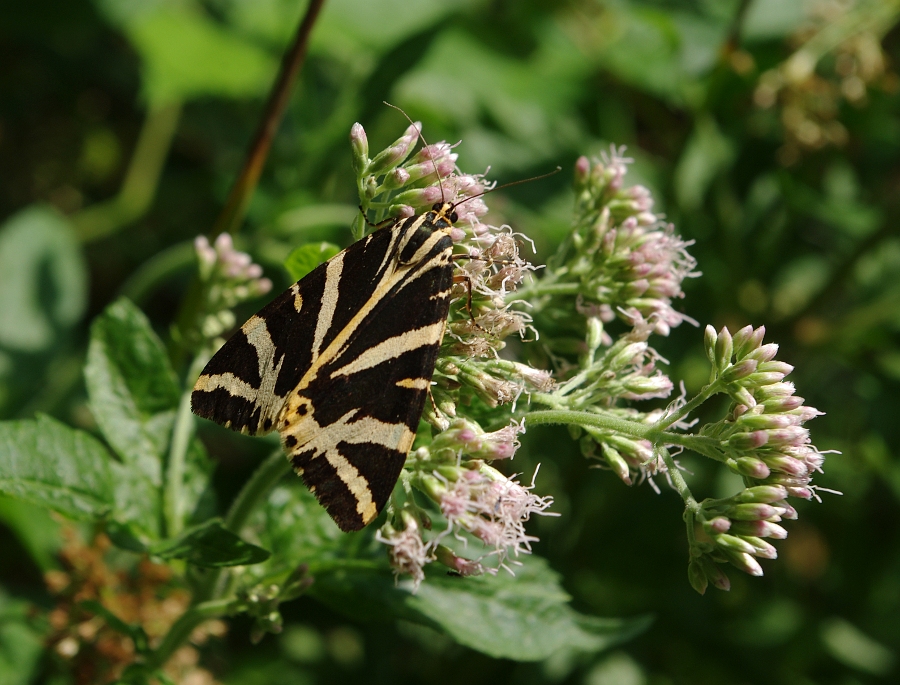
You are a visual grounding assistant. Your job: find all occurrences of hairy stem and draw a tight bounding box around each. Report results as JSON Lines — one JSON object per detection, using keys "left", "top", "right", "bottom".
{"left": 164, "top": 354, "right": 208, "bottom": 537}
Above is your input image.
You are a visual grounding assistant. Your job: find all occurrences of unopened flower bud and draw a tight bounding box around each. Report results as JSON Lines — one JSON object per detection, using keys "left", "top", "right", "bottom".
{"left": 350, "top": 122, "right": 369, "bottom": 171}
{"left": 729, "top": 520, "right": 788, "bottom": 539}
{"left": 726, "top": 430, "right": 768, "bottom": 450}
{"left": 722, "top": 359, "right": 758, "bottom": 382}
{"left": 704, "top": 325, "right": 718, "bottom": 366}
{"left": 736, "top": 485, "right": 790, "bottom": 503}
{"left": 729, "top": 503, "right": 779, "bottom": 521}
{"left": 715, "top": 327, "right": 734, "bottom": 370}
{"left": 715, "top": 533, "right": 757, "bottom": 556}
{"left": 725, "top": 550, "right": 764, "bottom": 576}
{"left": 702, "top": 516, "right": 732, "bottom": 535}
{"left": 729, "top": 457, "right": 770, "bottom": 479}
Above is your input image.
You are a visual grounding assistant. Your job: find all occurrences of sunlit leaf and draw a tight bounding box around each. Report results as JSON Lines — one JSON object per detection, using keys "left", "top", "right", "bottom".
{"left": 0, "top": 415, "right": 114, "bottom": 521}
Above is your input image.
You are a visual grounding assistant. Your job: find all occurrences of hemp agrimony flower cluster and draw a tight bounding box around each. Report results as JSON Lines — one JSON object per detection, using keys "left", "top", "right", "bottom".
{"left": 198, "top": 124, "right": 829, "bottom": 594}
{"left": 345, "top": 124, "right": 829, "bottom": 592}
{"left": 350, "top": 121, "right": 555, "bottom": 588}
{"left": 192, "top": 233, "right": 272, "bottom": 349}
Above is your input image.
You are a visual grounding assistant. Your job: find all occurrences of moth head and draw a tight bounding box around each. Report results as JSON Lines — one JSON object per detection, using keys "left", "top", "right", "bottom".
{"left": 432, "top": 202, "right": 458, "bottom": 224}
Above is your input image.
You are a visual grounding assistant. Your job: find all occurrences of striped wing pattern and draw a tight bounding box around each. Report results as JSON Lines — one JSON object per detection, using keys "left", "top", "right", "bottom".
{"left": 192, "top": 207, "right": 455, "bottom": 531}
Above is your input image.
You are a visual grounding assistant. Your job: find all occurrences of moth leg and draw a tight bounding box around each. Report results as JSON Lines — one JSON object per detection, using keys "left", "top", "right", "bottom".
{"left": 358, "top": 205, "right": 396, "bottom": 230}
{"left": 452, "top": 273, "right": 488, "bottom": 333}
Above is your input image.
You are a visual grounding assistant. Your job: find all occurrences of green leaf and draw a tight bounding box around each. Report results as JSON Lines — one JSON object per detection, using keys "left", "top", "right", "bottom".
{"left": 79, "top": 600, "right": 150, "bottom": 653}
{"left": 0, "top": 415, "right": 115, "bottom": 521}
{"left": 674, "top": 115, "right": 735, "bottom": 211}
{"left": 85, "top": 298, "right": 180, "bottom": 484}
{"left": 284, "top": 242, "right": 340, "bottom": 281}
{"left": 309, "top": 555, "right": 649, "bottom": 661}
{"left": 97, "top": 3, "right": 277, "bottom": 105}
{"left": 150, "top": 519, "right": 271, "bottom": 567}
{"left": 0, "top": 205, "right": 87, "bottom": 352}
{"left": 0, "top": 592, "right": 44, "bottom": 685}
{"left": 0, "top": 495, "right": 62, "bottom": 571}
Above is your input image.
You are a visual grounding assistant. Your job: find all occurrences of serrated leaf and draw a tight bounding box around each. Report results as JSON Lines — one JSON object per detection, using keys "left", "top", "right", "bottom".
{"left": 0, "top": 415, "right": 114, "bottom": 521}
{"left": 0, "top": 205, "right": 87, "bottom": 352}
{"left": 284, "top": 242, "right": 340, "bottom": 281}
{"left": 309, "top": 555, "right": 648, "bottom": 661}
{"left": 150, "top": 519, "right": 271, "bottom": 567}
{"left": 85, "top": 298, "right": 180, "bottom": 484}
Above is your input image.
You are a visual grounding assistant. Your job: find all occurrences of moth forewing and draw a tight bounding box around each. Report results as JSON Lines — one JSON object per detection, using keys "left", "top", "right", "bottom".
{"left": 191, "top": 204, "right": 458, "bottom": 532}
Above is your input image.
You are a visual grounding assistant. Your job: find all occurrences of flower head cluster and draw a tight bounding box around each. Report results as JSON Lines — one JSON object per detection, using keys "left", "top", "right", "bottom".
{"left": 551, "top": 149, "right": 699, "bottom": 338}
{"left": 376, "top": 418, "right": 555, "bottom": 590}
{"left": 194, "top": 233, "right": 272, "bottom": 344}
{"left": 688, "top": 325, "right": 829, "bottom": 592}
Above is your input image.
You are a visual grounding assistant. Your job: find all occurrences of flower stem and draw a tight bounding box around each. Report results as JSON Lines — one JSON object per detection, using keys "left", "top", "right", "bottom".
{"left": 525, "top": 409, "right": 652, "bottom": 438}
{"left": 514, "top": 281, "right": 581, "bottom": 301}
{"left": 192, "top": 448, "right": 289, "bottom": 605}
{"left": 164, "top": 353, "right": 208, "bottom": 537}
{"left": 224, "top": 448, "right": 291, "bottom": 533}
{"left": 143, "top": 598, "right": 235, "bottom": 672}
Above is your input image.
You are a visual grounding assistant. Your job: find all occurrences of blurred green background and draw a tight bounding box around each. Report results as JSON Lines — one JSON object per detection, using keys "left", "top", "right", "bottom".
{"left": 2, "top": 0, "right": 899, "bottom": 683}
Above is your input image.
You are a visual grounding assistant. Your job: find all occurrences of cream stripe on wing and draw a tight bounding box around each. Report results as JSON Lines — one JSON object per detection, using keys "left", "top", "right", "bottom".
{"left": 324, "top": 449, "right": 376, "bottom": 522}
{"left": 194, "top": 372, "right": 258, "bottom": 402}
{"left": 329, "top": 321, "right": 446, "bottom": 378}
{"left": 241, "top": 315, "right": 275, "bottom": 382}
{"left": 395, "top": 378, "right": 429, "bottom": 389}
{"left": 311, "top": 252, "right": 344, "bottom": 362}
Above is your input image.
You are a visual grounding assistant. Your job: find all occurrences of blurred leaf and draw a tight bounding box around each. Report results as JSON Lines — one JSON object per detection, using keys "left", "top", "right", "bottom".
{"left": 150, "top": 518, "right": 271, "bottom": 567}
{"left": 79, "top": 599, "right": 150, "bottom": 653}
{"left": 310, "top": 556, "right": 649, "bottom": 661}
{"left": 741, "top": 0, "right": 808, "bottom": 41}
{"left": 85, "top": 298, "right": 179, "bottom": 485}
{"left": 674, "top": 115, "right": 735, "bottom": 211}
{"left": 0, "top": 495, "right": 61, "bottom": 570}
{"left": 820, "top": 617, "right": 896, "bottom": 675}
{"left": 0, "top": 414, "right": 114, "bottom": 521}
{"left": 0, "top": 205, "right": 87, "bottom": 352}
{"left": 284, "top": 242, "right": 340, "bottom": 281}
{"left": 97, "top": 1, "right": 277, "bottom": 105}
{"left": 396, "top": 27, "right": 588, "bottom": 173}
{"left": 312, "top": 0, "right": 468, "bottom": 56}
{"left": 0, "top": 592, "right": 43, "bottom": 685}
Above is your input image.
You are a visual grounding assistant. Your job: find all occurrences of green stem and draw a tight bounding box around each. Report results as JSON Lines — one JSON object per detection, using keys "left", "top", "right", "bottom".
{"left": 525, "top": 409, "right": 654, "bottom": 439}
{"left": 164, "top": 354, "right": 208, "bottom": 537}
{"left": 144, "top": 598, "right": 235, "bottom": 671}
{"left": 225, "top": 448, "right": 292, "bottom": 533}
{"left": 193, "top": 449, "right": 290, "bottom": 605}
{"left": 514, "top": 281, "right": 581, "bottom": 301}
{"left": 73, "top": 102, "right": 182, "bottom": 242}
{"left": 652, "top": 380, "right": 720, "bottom": 432}
{"left": 119, "top": 241, "right": 198, "bottom": 305}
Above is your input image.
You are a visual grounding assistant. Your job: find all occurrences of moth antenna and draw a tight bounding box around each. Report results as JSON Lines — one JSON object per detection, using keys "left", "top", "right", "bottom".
{"left": 453, "top": 166, "right": 563, "bottom": 212}
{"left": 383, "top": 101, "right": 447, "bottom": 205}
